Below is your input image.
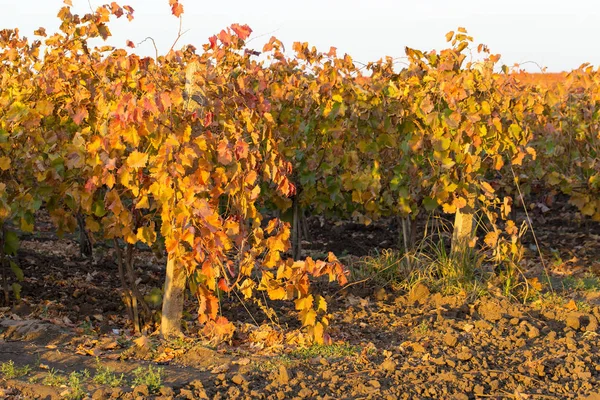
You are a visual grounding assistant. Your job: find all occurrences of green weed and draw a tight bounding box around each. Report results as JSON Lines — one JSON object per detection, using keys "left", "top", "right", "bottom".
{"left": 92, "top": 359, "right": 124, "bottom": 388}
{"left": 289, "top": 343, "right": 359, "bottom": 360}
{"left": 0, "top": 360, "right": 32, "bottom": 379}
{"left": 42, "top": 368, "right": 67, "bottom": 387}
{"left": 561, "top": 274, "right": 600, "bottom": 292}
{"left": 65, "top": 370, "right": 90, "bottom": 400}
{"left": 132, "top": 364, "right": 163, "bottom": 393}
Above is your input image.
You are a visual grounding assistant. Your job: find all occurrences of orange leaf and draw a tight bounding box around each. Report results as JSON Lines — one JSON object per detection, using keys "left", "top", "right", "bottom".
{"left": 169, "top": 0, "right": 184, "bottom": 17}
{"left": 217, "top": 140, "right": 233, "bottom": 165}
{"left": 218, "top": 278, "right": 231, "bottom": 292}
{"left": 230, "top": 23, "right": 252, "bottom": 40}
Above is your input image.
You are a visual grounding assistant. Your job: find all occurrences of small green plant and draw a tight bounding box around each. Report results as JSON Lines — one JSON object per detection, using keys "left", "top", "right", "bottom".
{"left": 562, "top": 274, "right": 600, "bottom": 292}
{"left": 168, "top": 336, "right": 193, "bottom": 350}
{"left": 576, "top": 300, "right": 592, "bottom": 313}
{"left": 415, "top": 320, "right": 430, "bottom": 335}
{"left": 42, "top": 368, "right": 67, "bottom": 387}
{"left": 92, "top": 359, "right": 124, "bottom": 388}
{"left": 0, "top": 360, "right": 32, "bottom": 379}
{"left": 252, "top": 354, "right": 294, "bottom": 372}
{"left": 79, "top": 320, "right": 95, "bottom": 336}
{"left": 132, "top": 365, "right": 163, "bottom": 393}
{"left": 65, "top": 370, "right": 90, "bottom": 400}
{"left": 289, "top": 343, "right": 359, "bottom": 360}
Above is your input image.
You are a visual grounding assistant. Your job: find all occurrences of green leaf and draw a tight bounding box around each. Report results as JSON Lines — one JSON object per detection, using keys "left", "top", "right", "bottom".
{"left": 144, "top": 287, "right": 163, "bottom": 308}
{"left": 11, "top": 283, "right": 21, "bottom": 300}
{"left": 423, "top": 197, "right": 439, "bottom": 211}
{"left": 93, "top": 200, "right": 107, "bottom": 217}
{"left": 20, "top": 212, "right": 35, "bottom": 233}
{"left": 3, "top": 230, "right": 19, "bottom": 256}
{"left": 10, "top": 261, "right": 24, "bottom": 281}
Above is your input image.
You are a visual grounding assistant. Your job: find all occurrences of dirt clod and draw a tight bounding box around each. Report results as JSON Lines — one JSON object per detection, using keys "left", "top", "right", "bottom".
{"left": 278, "top": 365, "right": 290, "bottom": 385}
{"left": 409, "top": 283, "right": 430, "bottom": 304}
{"left": 444, "top": 332, "right": 458, "bottom": 347}
{"left": 380, "top": 358, "right": 396, "bottom": 372}
{"left": 478, "top": 301, "right": 503, "bottom": 322}
{"left": 232, "top": 374, "right": 246, "bottom": 385}
{"left": 566, "top": 313, "right": 581, "bottom": 330}
{"left": 92, "top": 388, "right": 108, "bottom": 400}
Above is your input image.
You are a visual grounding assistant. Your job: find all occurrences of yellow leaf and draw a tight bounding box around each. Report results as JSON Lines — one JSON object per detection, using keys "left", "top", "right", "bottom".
{"left": 0, "top": 157, "right": 10, "bottom": 171}
{"left": 295, "top": 294, "right": 314, "bottom": 311}
{"left": 105, "top": 173, "right": 115, "bottom": 189}
{"left": 86, "top": 217, "right": 101, "bottom": 233}
{"left": 136, "top": 224, "right": 156, "bottom": 245}
{"left": 268, "top": 285, "right": 287, "bottom": 300}
{"left": 264, "top": 112, "right": 274, "bottom": 123}
{"left": 239, "top": 279, "right": 255, "bottom": 299}
{"left": 312, "top": 321, "right": 325, "bottom": 344}
{"left": 480, "top": 181, "right": 495, "bottom": 194}
{"left": 314, "top": 295, "right": 327, "bottom": 313}
{"left": 135, "top": 195, "right": 149, "bottom": 209}
{"left": 484, "top": 231, "right": 499, "bottom": 247}
{"left": 126, "top": 151, "right": 148, "bottom": 169}
{"left": 480, "top": 101, "right": 491, "bottom": 115}
{"left": 442, "top": 202, "right": 456, "bottom": 214}
{"left": 300, "top": 308, "right": 316, "bottom": 327}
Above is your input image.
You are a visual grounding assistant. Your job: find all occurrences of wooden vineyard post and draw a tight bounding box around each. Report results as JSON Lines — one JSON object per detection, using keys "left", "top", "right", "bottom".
{"left": 292, "top": 196, "right": 301, "bottom": 260}
{"left": 161, "top": 255, "right": 186, "bottom": 338}
{"left": 451, "top": 190, "right": 477, "bottom": 257}
{"left": 160, "top": 60, "right": 204, "bottom": 338}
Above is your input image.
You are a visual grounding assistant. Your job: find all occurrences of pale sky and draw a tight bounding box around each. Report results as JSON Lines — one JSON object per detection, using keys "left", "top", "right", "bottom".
{"left": 1, "top": 0, "right": 598, "bottom": 72}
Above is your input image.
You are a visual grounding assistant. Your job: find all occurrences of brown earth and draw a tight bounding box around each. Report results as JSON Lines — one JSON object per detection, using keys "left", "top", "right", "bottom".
{"left": 0, "top": 199, "right": 600, "bottom": 399}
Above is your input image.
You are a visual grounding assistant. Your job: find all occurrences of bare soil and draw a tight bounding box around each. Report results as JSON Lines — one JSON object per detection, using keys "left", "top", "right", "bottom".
{"left": 1, "top": 200, "right": 600, "bottom": 399}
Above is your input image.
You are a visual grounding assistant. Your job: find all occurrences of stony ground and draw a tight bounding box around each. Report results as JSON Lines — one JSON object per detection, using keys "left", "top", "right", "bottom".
{"left": 1, "top": 286, "right": 600, "bottom": 399}
{"left": 1, "top": 201, "right": 600, "bottom": 399}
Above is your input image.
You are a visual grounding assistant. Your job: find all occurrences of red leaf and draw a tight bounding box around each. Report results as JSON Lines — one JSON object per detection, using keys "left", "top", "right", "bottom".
{"left": 126, "top": 40, "right": 135, "bottom": 48}
{"left": 203, "top": 112, "right": 213, "bottom": 127}
{"left": 208, "top": 35, "right": 217, "bottom": 50}
{"left": 231, "top": 23, "right": 252, "bottom": 40}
